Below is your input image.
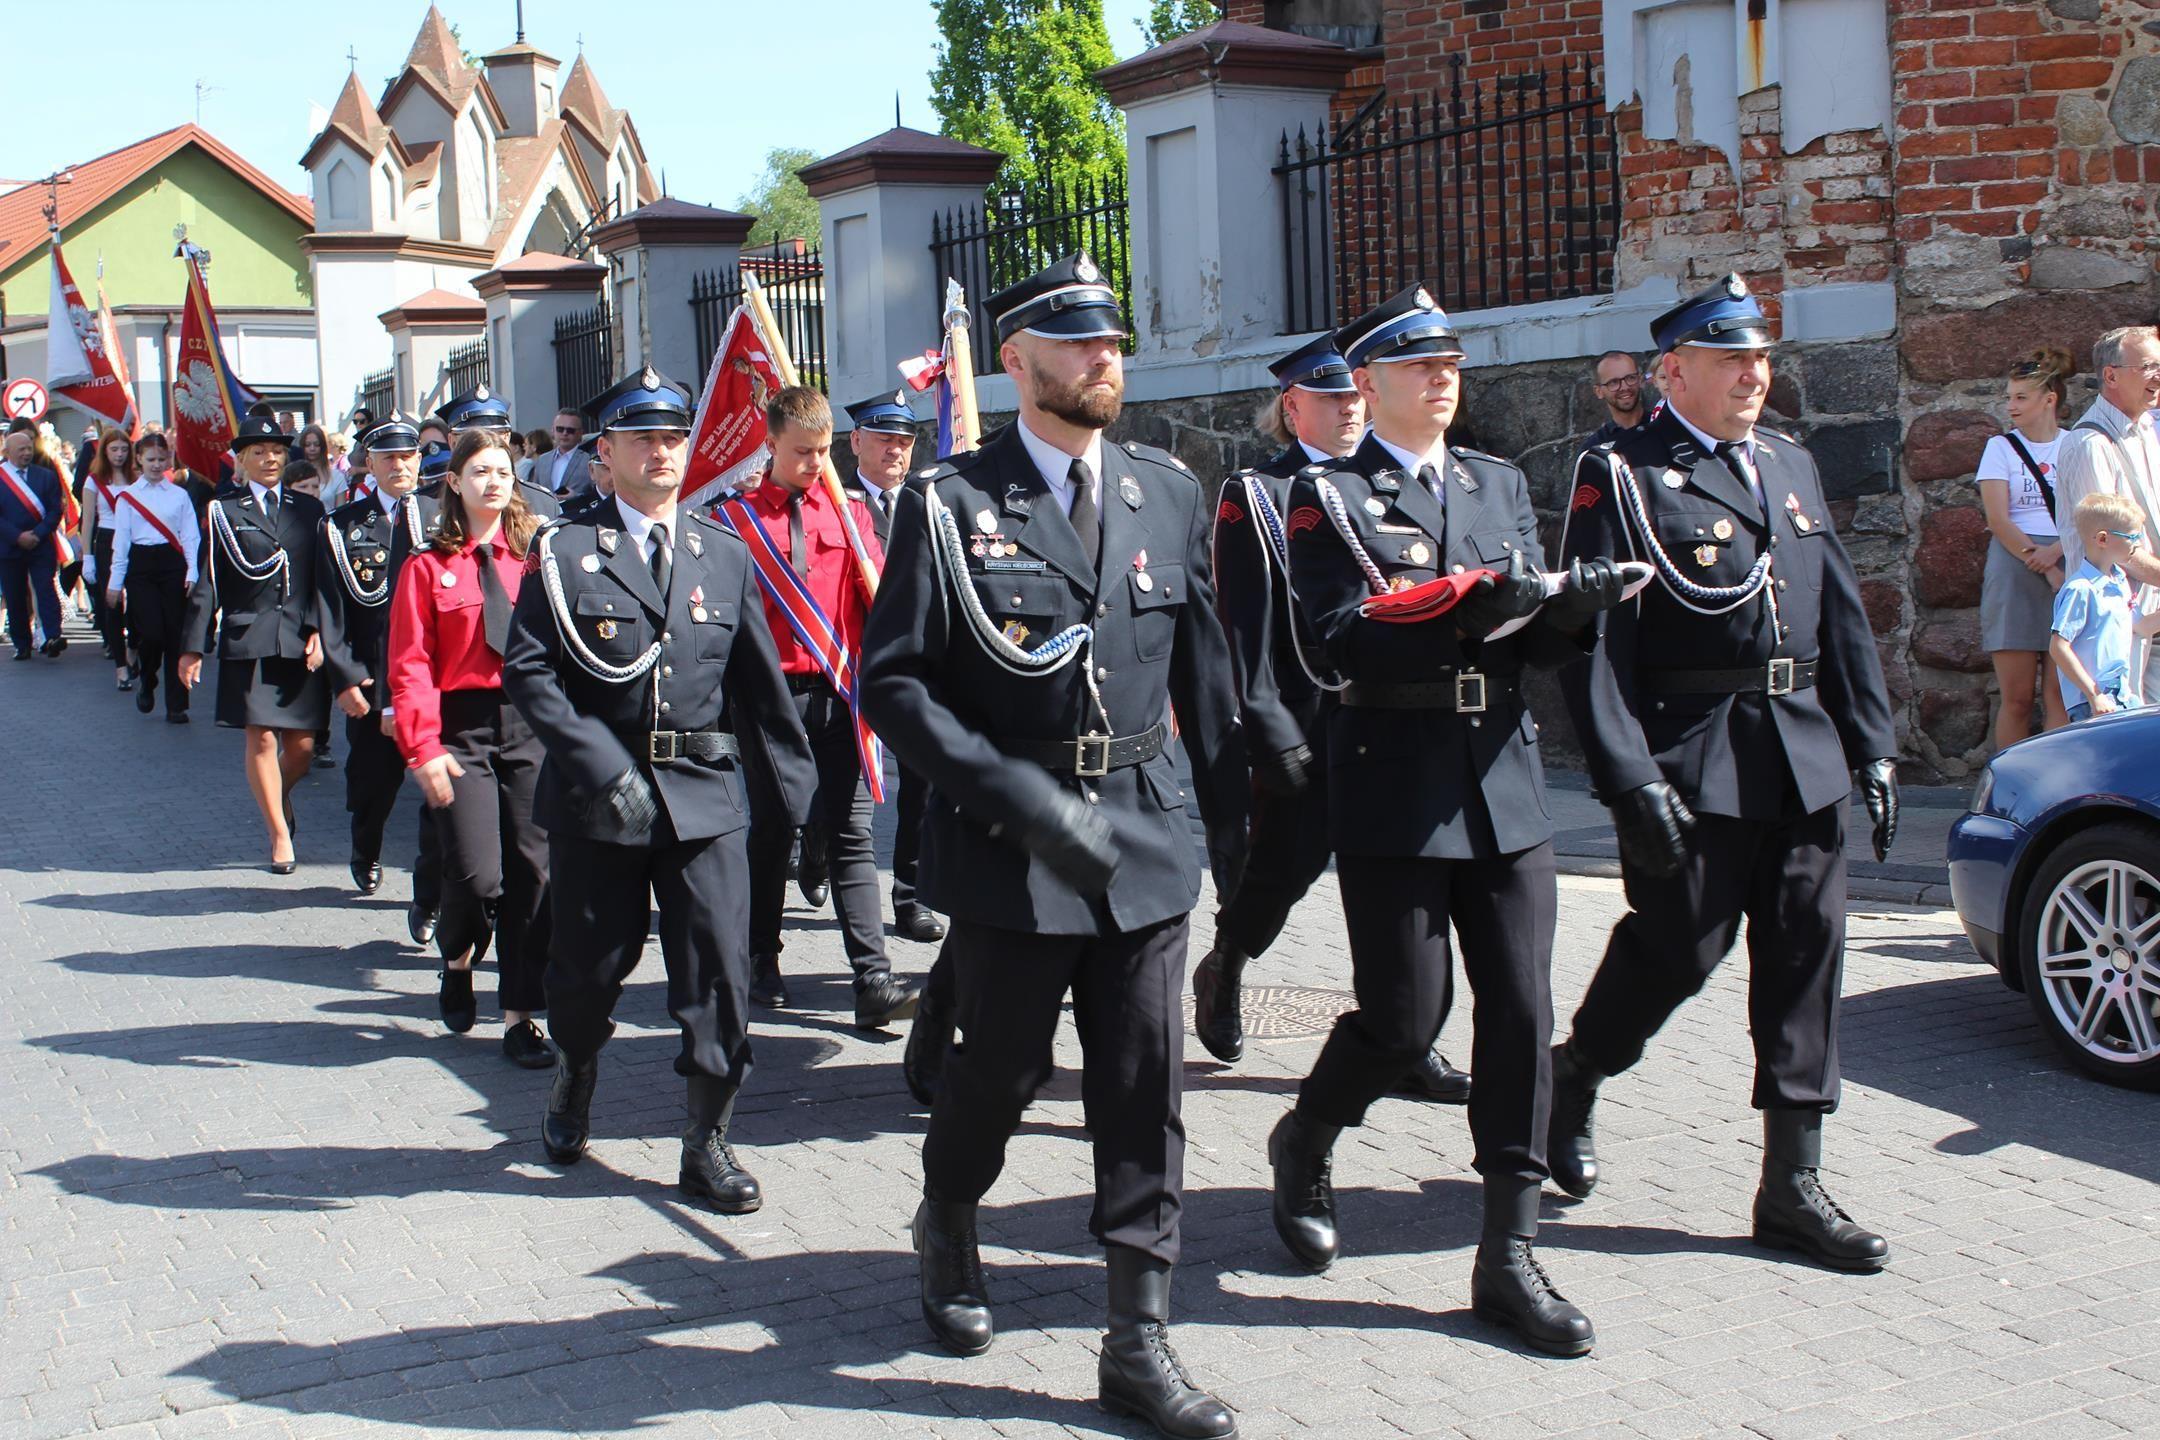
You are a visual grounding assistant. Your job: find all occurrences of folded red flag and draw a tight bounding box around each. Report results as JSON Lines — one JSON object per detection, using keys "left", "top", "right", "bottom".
{"left": 1357, "top": 569, "right": 1496, "bottom": 623}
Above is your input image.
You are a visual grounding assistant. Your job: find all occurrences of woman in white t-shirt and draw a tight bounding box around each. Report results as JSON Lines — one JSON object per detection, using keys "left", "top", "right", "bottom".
{"left": 1976, "top": 346, "right": 2071, "bottom": 748}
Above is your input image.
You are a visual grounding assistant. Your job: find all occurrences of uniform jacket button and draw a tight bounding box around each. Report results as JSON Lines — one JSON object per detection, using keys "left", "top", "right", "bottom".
{"left": 659, "top": 700, "right": 671, "bottom": 713}
{"left": 662, "top": 665, "right": 674, "bottom": 677}
{"left": 1096, "top": 666, "right": 1110, "bottom": 681}
{"left": 1085, "top": 789, "right": 1100, "bottom": 805}
{"left": 1097, "top": 602, "right": 1110, "bottom": 617}
{"left": 662, "top": 631, "right": 673, "bottom": 643}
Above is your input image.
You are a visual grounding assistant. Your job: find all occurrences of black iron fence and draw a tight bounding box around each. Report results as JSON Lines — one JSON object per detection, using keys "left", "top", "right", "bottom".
{"left": 929, "top": 176, "right": 1132, "bottom": 376}
{"left": 689, "top": 242, "right": 826, "bottom": 391}
{"left": 1276, "top": 57, "right": 1618, "bottom": 334}
{"left": 552, "top": 299, "right": 614, "bottom": 418}
{"left": 444, "top": 338, "right": 490, "bottom": 400}
{"left": 357, "top": 366, "right": 394, "bottom": 426}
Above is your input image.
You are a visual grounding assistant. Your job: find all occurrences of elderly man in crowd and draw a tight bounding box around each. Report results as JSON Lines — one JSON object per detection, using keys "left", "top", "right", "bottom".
{"left": 2054, "top": 325, "right": 2160, "bottom": 699}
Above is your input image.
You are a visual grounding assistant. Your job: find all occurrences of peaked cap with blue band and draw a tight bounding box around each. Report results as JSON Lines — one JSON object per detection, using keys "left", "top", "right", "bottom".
{"left": 845, "top": 390, "right": 919, "bottom": 435}
{"left": 436, "top": 384, "right": 511, "bottom": 433}
{"left": 1334, "top": 285, "right": 1465, "bottom": 368}
{"left": 1650, "top": 273, "right": 1776, "bottom": 354}
{"left": 591, "top": 366, "right": 694, "bottom": 433}
{"left": 417, "top": 439, "right": 451, "bottom": 481}
{"left": 1269, "top": 333, "right": 1357, "bottom": 394}
{"left": 988, "top": 252, "right": 1126, "bottom": 345}
{"left": 360, "top": 412, "right": 421, "bottom": 453}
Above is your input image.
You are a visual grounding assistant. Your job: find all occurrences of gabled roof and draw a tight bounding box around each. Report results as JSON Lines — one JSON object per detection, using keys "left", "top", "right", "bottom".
{"left": 301, "top": 71, "right": 405, "bottom": 170}
{"left": 379, "top": 5, "right": 507, "bottom": 131}
{"left": 557, "top": 56, "right": 623, "bottom": 151}
{"left": 0, "top": 124, "right": 313, "bottom": 276}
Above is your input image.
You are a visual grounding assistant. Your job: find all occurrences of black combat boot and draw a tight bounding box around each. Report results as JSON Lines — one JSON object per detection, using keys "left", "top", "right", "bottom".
{"left": 542, "top": 1053, "right": 599, "bottom": 1163}
{"left": 1547, "top": 1040, "right": 1603, "bottom": 1199}
{"left": 1753, "top": 1110, "right": 1888, "bottom": 1272}
{"left": 911, "top": 1194, "right": 993, "bottom": 1356}
{"left": 680, "top": 1075, "right": 762, "bottom": 1213}
{"left": 1266, "top": 1109, "right": 1340, "bottom": 1271}
{"left": 1098, "top": 1248, "right": 1238, "bottom": 1439}
{"left": 903, "top": 981, "right": 954, "bottom": 1106}
{"left": 1190, "top": 945, "right": 1250, "bottom": 1063}
{"left": 1469, "top": 1176, "right": 1595, "bottom": 1357}
{"left": 1392, "top": 1048, "right": 1472, "bottom": 1103}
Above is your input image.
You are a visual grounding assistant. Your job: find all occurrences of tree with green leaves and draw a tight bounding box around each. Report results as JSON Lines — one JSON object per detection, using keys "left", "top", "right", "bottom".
{"left": 929, "top": 0, "right": 1125, "bottom": 193}
{"left": 736, "top": 146, "right": 824, "bottom": 247}
{"left": 1138, "top": 0, "right": 1217, "bottom": 47}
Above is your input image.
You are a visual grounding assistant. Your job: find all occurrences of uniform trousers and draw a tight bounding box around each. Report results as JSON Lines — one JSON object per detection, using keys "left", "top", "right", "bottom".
{"left": 1299, "top": 845, "right": 1557, "bottom": 1183}
{"left": 122, "top": 546, "right": 189, "bottom": 717}
{"left": 0, "top": 551, "right": 62, "bottom": 652}
{"left": 90, "top": 528, "right": 127, "bottom": 662}
{"left": 1215, "top": 701, "right": 1333, "bottom": 958}
{"left": 1570, "top": 799, "right": 1847, "bottom": 1112}
{"left": 346, "top": 708, "right": 412, "bottom": 867}
{"left": 544, "top": 807, "right": 756, "bottom": 1083}
{"left": 432, "top": 689, "right": 549, "bottom": 1014}
{"left": 890, "top": 760, "right": 929, "bottom": 919}
{"left": 746, "top": 677, "right": 886, "bottom": 972}
{"left": 923, "top": 914, "right": 1190, "bottom": 1263}
{"left": 411, "top": 807, "right": 444, "bottom": 913}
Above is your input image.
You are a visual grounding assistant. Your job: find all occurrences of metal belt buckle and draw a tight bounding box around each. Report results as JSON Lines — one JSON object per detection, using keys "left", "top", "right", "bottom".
{"left": 1075, "top": 732, "right": 1112, "bottom": 778}
{"left": 1766, "top": 658, "right": 1796, "bottom": 696}
{"left": 648, "top": 730, "right": 683, "bottom": 764}
{"left": 1454, "top": 671, "right": 1488, "bottom": 714}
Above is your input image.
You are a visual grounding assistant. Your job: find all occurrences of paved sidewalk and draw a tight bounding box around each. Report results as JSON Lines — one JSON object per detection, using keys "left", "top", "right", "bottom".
{"left": 3, "top": 620, "right": 2156, "bottom": 1440}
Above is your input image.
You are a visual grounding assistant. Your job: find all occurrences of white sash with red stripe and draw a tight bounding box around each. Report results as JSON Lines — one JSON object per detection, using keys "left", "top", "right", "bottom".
{"left": 117, "top": 489, "right": 185, "bottom": 552}
{"left": 714, "top": 496, "right": 886, "bottom": 803}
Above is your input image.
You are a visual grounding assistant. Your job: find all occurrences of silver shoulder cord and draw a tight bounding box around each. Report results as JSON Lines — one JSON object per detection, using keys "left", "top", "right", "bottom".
{"left": 1239, "top": 474, "right": 1346, "bottom": 693}
{"left": 324, "top": 522, "right": 385, "bottom": 606}
{"left": 1313, "top": 478, "right": 1392, "bottom": 596}
{"left": 207, "top": 499, "right": 288, "bottom": 598}
{"left": 536, "top": 523, "right": 664, "bottom": 684}
{"left": 922, "top": 480, "right": 1113, "bottom": 736}
{"left": 1607, "top": 450, "right": 1778, "bottom": 627}
{"left": 404, "top": 496, "right": 428, "bottom": 551}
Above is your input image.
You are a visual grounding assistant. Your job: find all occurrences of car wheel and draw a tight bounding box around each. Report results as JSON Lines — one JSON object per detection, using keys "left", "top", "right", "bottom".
{"left": 2017, "top": 822, "right": 2160, "bottom": 1090}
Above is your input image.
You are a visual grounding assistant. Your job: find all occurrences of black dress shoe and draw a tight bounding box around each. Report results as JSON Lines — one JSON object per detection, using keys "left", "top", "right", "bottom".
{"left": 543, "top": 1056, "right": 599, "bottom": 1163}
{"left": 1191, "top": 945, "right": 1248, "bottom": 1064}
{"left": 268, "top": 858, "right": 297, "bottom": 876}
{"left": 40, "top": 637, "right": 66, "bottom": 657}
{"left": 749, "top": 953, "right": 789, "bottom": 1008}
{"left": 438, "top": 967, "right": 477, "bottom": 1033}
{"left": 10, "top": 649, "right": 30, "bottom": 661}
{"left": 407, "top": 903, "right": 439, "bottom": 947}
{"left": 895, "top": 907, "right": 946, "bottom": 943}
{"left": 904, "top": 982, "right": 954, "bottom": 1107}
{"left": 166, "top": 712, "right": 189, "bottom": 725}
{"left": 117, "top": 672, "right": 133, "bottom": 691}
{"left": 1753, "top": 1111, "right": 1888, "bottom": 1272}
{"left": 1267, "top": 1110, "right": 1340, "bottom": 1272}
{"left": 1470, "top": 1235, "right": 1596, "bottom": 1357}
{"left": 796, "top": 827, "right": 830, "bottom": 907}
{"left": 855, "top": 970, "right": 923, "bottom": 1030}
{"left": 680, "top": 1076, "right": 761, "bottom": 1213}
{"left": 913, "top": 1197, "right": 994, "bottom": 1356}
{"left": 1392, "top": 1049, "right": 1472, "bottom": 1104}
{"left": 135, "top": 684, "right": 155, "bottom": 715}
{"left": 350, "top": 857, "right": 382, "bottom": 895}
{"left": 502, "top": 1019, "right": 556, "bottom": 1070}
{"left": 1098, "top": 1248, "right": 1238, "bottom": 1439}
{"left": 1547, "top": 1041, "right": 1603, "bottom": 1199}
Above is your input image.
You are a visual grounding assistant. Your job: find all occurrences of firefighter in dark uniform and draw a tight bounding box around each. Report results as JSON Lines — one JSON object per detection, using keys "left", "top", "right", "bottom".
{"left": 314, "top": 413, "right": 429, "bottom": 897}
{"left": 1550, "top": 275, "right": 1899, "bottom": 1272}
{"left": 1199, "top": 334, "right": 1471, "bottom": 1104}
{"left": 861, "top": 254, "right": 1249, "bottom": 1439}
{"left": 1267, "top": 287, "right": 1631, "bottom": 1358}
{"left": 502, "top": 367, "right": 815, "bottom": 1213}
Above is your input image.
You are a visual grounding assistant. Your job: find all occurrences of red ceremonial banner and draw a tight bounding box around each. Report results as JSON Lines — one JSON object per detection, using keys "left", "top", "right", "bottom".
{"left": 681, "top": 304, "right": 784, "bottom": 510}
{"left": 46, "top": 233, "right": 133, "bottom": 427}
{"left": 170, "top": 257, "right": 247, "bottom": 478}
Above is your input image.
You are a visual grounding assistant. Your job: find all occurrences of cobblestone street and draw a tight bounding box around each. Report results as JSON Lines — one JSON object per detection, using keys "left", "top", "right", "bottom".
{"left": 4, "top": 632, "right": 2157, "bottom": 1440}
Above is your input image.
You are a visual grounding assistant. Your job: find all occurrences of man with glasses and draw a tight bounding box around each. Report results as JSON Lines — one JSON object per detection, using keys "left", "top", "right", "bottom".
{"left": 2055, "top": 326, "right": 2160, "bottom": 700}
{"left": 537, "top": 409, "right": 589, "bottom": 498}
{"left": 1588, "top": 350, "right": 1651, "bottom": 446}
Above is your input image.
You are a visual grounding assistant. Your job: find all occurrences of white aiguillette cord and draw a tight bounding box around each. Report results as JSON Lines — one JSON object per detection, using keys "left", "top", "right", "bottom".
{"left": 536, "top": 522, "right": 664, "bottom": 685}
{"left": 207, "top": 499, "right": 289, "bottom": 598}
{"left": 1237, "top": 472, "right": 1345, "bottom": 693}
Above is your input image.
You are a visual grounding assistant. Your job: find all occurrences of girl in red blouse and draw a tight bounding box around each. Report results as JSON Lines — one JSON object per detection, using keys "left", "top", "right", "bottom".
{"left": 387, "top": 430, "right": 555, "bottom": 1068}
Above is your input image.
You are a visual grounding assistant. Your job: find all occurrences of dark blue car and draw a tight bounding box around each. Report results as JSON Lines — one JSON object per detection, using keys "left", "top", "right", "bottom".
{"left": 1949, "top": 708, "right": 2160, "bottom": 1089}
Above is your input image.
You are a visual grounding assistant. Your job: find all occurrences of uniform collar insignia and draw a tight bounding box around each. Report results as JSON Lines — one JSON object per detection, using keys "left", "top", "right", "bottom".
{"left": 1453, "top": 460, "right": 1479, "bottom": 492}
{"left": 1371, "top": 468, "right": 1403, "bottom": 493}
{"left": 1118, "top": 475, "right": 1144, "bottom": 510}
{"left": 597, "top": 528, "right": 620, "bottom": 555}
{"left": 684, "top": 529, "right": 702, "bottom": 556}
{"left": 1003, "top": 483, "right": 1034, "bottom": 515}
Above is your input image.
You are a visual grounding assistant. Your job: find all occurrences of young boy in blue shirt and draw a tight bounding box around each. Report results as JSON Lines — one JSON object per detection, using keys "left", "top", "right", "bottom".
{"left": 2050, "top": 492, "right": 2160, "bottom": 721}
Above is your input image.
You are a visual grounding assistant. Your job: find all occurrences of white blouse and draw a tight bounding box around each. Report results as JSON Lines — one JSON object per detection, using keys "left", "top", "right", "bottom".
{"left": 105, "top": 479, "right": 201, "bottom": 590}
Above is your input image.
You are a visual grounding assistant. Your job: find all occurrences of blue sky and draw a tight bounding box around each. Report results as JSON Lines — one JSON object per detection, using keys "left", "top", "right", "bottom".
{"left": 6, "top": 0, "right": 1163, "bottom": 217}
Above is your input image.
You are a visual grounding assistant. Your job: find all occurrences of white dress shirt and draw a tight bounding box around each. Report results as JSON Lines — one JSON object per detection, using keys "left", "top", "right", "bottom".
{"left": 1370, "top": 431, "right": 1453, "bottom": 507}
{"left": 855, "top": 474, "right": 898, "bottom": 527}
{"left": 105, "top": 479, "right": 202, "bottom": 590}
{"left": 1668, "top": 408, "right": 1765, "bottom": 506}
{"left": 1016, "top": 418, "right": 1104, "bottom": 518}
{"left": 613, "top": 494, "right": 676, "bottom": 562}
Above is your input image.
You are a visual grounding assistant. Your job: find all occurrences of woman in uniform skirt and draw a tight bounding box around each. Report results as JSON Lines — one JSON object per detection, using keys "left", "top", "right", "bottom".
{"left": 386, "top": 430, "right": 554, "bottom": 1066}
{"left": 104, "top": 430, "right": 199, "bottom": 723}
{"left": 179, "top": 409, "right": 331, "bottom": 874}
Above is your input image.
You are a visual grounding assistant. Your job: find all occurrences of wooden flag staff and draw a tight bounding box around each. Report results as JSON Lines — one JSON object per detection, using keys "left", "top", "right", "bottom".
{"left": 942, "top": 278, "right": 982, "bottom": 455}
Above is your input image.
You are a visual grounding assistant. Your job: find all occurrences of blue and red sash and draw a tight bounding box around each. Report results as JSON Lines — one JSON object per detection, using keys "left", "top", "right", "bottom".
{"left": 713, "top": 496, "right": 886, "bottom": 803}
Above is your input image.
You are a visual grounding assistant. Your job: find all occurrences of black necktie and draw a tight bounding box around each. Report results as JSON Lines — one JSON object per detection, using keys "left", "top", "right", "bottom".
{"left": 787, "top": 492, "right": 810, "bottom": 581}
{"left": 478, "top": 543, "right": 512, "bottom": 655}
{"left": 1416, "top": 463, "right": 1446, "bottom": 511}
{"left": 650, "top": 522, "right": 673, "bottom": 602}
{"left": 1068, "top": 458, "right": 1100, "bottom": 571}
{"left": 261, "top": 488, "right": 278, "bottom": 527}
{"left": 1715, "top": 441, "right": 1763, "bottom": 515}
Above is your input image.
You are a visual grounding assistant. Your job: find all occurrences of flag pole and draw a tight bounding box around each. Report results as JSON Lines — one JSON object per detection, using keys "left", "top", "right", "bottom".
{"left": 941, "top": 279, "right": 982, "bottom": 455}
{"left": 741, "top": 270, "right": 877, "bottom": 601}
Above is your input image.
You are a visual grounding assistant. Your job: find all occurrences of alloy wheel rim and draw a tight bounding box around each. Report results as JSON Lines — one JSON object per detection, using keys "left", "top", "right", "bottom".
{"left": 2037, "top": 859, "right": 2160, "bottom": 1066}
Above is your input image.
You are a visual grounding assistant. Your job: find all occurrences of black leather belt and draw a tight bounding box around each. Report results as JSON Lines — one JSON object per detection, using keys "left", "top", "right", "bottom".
{"left": 646, "top": 730, "right": 741, "bottom": 764}
{"left": 1639, "top": 658, "right": 1818, "bottom": 696}
{"left": 1340, "top": 671, "right": 1517, "bottom": 713}
{"left": 786, "top": 673, "right": 830, "bottom": 695}
{"left": 998, "top": 723, "right": 1166, "bottom": 778}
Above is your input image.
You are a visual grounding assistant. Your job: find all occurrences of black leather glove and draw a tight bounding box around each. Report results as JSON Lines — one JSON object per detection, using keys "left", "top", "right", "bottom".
{"left": 597, "top": 767, "right": 660, "bottom": 834}
{"left": 1207, "top": 819, "right": 1250, "bottom": 899}
{"left": 1254, "top": 742, "right": 1314, "bottom": 798}
{"left": 1859, "top": 758, "right": 1898, "bottom": 862}
{"left": 1611, "top": 780, "right": 1695, "bottom": 878}
{"left": 1020, "top": 788, "right": 1120, "bottom": 896}
{"left": 1540, "top": 557, "right": 1630, "bottom": 631}
{"left": 1454, "top": 550, "right": 1547, "bottom": 636}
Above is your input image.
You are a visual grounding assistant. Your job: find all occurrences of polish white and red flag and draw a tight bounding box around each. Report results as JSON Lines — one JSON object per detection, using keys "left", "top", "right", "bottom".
{"left": 45, "top": 230, "right": 135, "bottom": 429}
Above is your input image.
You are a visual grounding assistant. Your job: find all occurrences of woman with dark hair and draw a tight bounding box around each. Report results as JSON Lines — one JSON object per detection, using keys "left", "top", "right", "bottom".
{"left": 79, "top": 427, "right": 140, "bottom": 688}
{"left": 1977, "top": 345, "right": 2073, "bottom": 748}
{"left": 387, "top": 429, "right": 554, "bottom": 1066}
